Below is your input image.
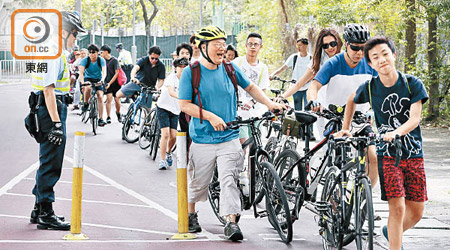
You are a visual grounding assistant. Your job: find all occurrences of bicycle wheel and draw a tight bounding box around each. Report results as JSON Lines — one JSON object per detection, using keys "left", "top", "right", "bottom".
{"left": 354, "top": 177, "right": 374, "bottom": 250}
{"left": 138, "top": 109, "right": 156, "bottom": 149}
{"left": 320, "top": 166, "right": 343, "bottom": 250}
{"left": 274, "top": 149, "right": 305, "bottom": 222}
{"left": 90, "top": 100, "right": 98, "bottom": 135}
{"left": 207, "top": 166, "right": 227, "bottom": 225}
{"left": 123, "top": 106, "right": 147, "bottom": 143}
{"left": 262, "top": 161, "right": 293, "bottom": 243}
{"left": 151, "top": 126, "right": 160, "bottom": 160}
{"left": 264, "top": 136, "right": 278, "bottom": 160}
{"left": 253, "top": 150, "right": 272, "bottom": 205}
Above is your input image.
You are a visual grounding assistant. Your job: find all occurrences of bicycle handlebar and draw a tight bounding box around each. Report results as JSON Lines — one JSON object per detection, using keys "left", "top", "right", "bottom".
{"left": 227, "top": 111, "right": 276, "bottom": 130}
{"left": 272, "top": 76, "right": 296, "bottom": 84}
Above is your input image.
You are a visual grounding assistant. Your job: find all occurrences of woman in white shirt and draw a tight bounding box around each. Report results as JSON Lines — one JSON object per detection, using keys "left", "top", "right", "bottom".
{"left": 156, "top": 58, "right": 189, "bottom": 170}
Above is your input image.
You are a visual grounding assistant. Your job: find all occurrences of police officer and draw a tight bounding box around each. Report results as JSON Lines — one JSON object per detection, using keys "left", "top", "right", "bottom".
{"left": 29, "top": 11, "right": 86, "bottom": 230}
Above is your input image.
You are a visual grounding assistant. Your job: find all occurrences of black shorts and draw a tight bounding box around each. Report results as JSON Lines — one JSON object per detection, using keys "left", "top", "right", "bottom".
{"left": 157, "top": 107, "right": 179, "bottom": 130}
{"left": 106, "top": 81, "right": 121, "bottom": 97}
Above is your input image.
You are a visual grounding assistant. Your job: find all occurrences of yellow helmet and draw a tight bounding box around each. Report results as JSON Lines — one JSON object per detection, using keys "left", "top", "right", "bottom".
{"left": 195, "top": 26, "right": 227, "bottom": 44}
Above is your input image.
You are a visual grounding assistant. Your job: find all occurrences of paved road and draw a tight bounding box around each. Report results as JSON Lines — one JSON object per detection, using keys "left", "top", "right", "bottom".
{"left": 0, "top": 82, "right": 448, "bottom": 250}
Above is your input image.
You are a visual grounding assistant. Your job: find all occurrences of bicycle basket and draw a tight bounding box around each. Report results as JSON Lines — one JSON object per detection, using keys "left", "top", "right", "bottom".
{"left": 282, "top": 115, "right": 303, "bottom": 138}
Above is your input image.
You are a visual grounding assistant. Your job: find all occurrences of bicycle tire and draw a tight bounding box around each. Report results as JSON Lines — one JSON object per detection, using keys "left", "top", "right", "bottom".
{"left": 151, "top": 124, "right": 160, "bottom": 160}
{"left": 264, "top": 136, "right": 278, "bottom": 160}
{"left": 253, "top": 150, "right": 272, "bottom": 205}
{"left": 274, "top": 149, "right": 305, "bottom": 223}
{"left": 262, "top": 161, "right": 293, "bottom": 243}
{"left": 320, "top": 166, "right": 343, "bottom": 249}
{"left": 138, "top": 109, "right": 156, "bottom": 149}
{"left": 123, "top": 106, "right": 147, "bottom": 143}
{"left": 207, "top": 167, "right": 227, "bottom": 225}
{"left": 90, "top": 99, "right": 98, "bottom": 135}
{"left": 354, "top": 177, "right": 374, "bottom": 250}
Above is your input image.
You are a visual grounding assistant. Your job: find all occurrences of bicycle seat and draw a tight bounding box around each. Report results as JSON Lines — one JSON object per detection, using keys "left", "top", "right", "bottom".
{"left": 294, "top": 111, "right": 317, "bottom": 125}
{"left": 270, "top": 89, "right": 282, "bottom": 95}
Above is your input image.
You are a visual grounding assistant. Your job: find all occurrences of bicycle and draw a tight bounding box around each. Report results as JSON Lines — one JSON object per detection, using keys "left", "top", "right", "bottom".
{"left": 122, "top": 82, "right": 156, "bottom": 143}
{"left": 80, "top": 81, "right": 103, "bottom": 135}
{"left": 316, "top": 134, "right": 401, "bottom": 250}
{"left": 138, "top": 93, "right": 163, "bottom": 160}
{"left": 207, "top": 112, "right": 293, "bottom": 243}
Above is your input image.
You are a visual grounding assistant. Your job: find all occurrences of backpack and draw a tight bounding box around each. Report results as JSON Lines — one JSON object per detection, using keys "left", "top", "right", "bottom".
{"left": 106, "top": 57, "right": 127, "bottom": 86}
{"left": 368, "top": 71, "right": 412, "bottom": 109}
{"left": 190, "top": 60, "right": 239, "bottom": 123}
{"left": 292, "top": 54, "right": 312, "bottom": 70}
{"left": 85, "top": 57, "right": 102, "bottom": 69}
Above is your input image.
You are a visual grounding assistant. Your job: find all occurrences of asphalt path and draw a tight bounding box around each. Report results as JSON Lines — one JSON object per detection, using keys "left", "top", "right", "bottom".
{"left": 0, "top": 82, "right": 448, "bottom": 250}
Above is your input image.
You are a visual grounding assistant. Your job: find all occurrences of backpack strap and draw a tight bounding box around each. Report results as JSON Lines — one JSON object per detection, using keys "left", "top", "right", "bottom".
{"left": 190, "top": 61, "right": 203, "bottom": 123}
{"left": 292, "top": 54, "right": 298, "bottom": 70}
{"left": 85, "top": 57, "right": 90, "bottom": 68}
{"left": 368, "top": 71, "right": 412, "bottom": 110}
{"left": 222, "top": 60, "right": 239, "bottom": 109}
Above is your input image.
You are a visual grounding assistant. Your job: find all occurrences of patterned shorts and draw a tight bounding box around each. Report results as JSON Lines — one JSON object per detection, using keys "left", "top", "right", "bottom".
{"left": 378, "top": 156, "right": 428, "bottom": 202}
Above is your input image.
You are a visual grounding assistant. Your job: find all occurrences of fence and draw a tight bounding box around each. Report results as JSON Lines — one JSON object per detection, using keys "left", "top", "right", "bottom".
{"left": 0, "top": 60, "right": 30, "bottom": 80}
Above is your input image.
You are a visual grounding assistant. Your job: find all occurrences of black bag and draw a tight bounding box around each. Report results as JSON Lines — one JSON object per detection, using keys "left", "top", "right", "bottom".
{"left": 24, "top": 92, "right": 47, "bottom": 143}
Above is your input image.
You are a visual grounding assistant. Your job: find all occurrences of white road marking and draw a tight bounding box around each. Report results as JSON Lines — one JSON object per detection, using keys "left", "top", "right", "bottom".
{"left": 0, "top": 161, "right": 38, "bottom": 197}
{"left": 64, "top": 156, "right": 221, "bottom": 240}
{"left": 23, "top": 177, "right": 112, "bottom": 187}
{"left": 0, "top": 239, "right": 225, "bottom": 243}
{"left": 5, "top": 193, "right": 153, "bottom": 209}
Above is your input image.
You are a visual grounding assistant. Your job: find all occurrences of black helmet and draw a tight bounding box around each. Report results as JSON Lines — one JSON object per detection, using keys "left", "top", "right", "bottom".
{"left": 173, "top": 57, "right": 189, "bottom": 67}
{"left": 115, "top": 43, "right": 123, "bottom": 50}
{"left": 343, "top": 24, "right": 370, "bottom": 43}
{"left": 61, "top": 11, "right": 86, "bottom": 33}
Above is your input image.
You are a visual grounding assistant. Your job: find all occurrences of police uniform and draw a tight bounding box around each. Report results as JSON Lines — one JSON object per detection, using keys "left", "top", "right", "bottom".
{"left": 30, "top": 48, "right": 70, "bottom": 206}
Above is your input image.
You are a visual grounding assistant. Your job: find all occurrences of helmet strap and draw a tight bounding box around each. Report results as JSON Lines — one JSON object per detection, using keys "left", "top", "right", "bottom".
{"left": 200, "top": 42, "right": 220, "bottom": 67}
{"left": 62, "top": 30, "right": 72, "bottom": 50}
{"left": 345, "top": 43, "right": 358, "bottom": 65}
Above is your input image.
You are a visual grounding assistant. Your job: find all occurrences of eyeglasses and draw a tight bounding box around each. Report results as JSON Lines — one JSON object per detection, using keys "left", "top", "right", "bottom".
{"left": 322, "top": 41, "right": 338, "bottom": 49}
{"left": 150, "top": 57, "right": 159, "bottom": 61}
{"left": 210, "top": 42, "right": 227, "bottom": 49}
{"left": 89, "top": 51, "right": 97, "bottom": 54}
{"left": 246, "top": 42, "right": 261, "bottom": 48}
{"left": 349, "top": 44, "right": 365, "bottom": 52}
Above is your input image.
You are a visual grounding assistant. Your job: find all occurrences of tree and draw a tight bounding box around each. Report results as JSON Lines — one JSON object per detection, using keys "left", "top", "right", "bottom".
{"left": 139, "top": 0, "right": 158, "bottom": 51}
{"left": 405, "top": 0, "right": 417, "bottom": 73}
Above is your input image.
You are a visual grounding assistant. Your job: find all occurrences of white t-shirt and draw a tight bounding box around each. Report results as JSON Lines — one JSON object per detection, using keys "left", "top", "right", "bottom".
{"left": 157, "top": 72, "right": 181, "bottom": 115}
{"left": 233, "top": 56, "right": 269, "bottom": 118}
{"left": 118, "top": 50, "right": 132, "bottom": 65}
{"left": 284, "top": 52, "right": 312, "bottom": 90}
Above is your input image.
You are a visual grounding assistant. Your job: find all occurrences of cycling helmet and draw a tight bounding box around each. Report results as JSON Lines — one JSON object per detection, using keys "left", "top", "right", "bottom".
{"left": 115, "top": 43, "right": 124, "bottom": 50}
{"left": 195, "top": 26, "right": 227, "bottom": 65}
{"left": 343, "top": 24, "right": 370, "bottom": 44}
{"left": 61, "top": 11, "right": 86, "bottom": 33}
{"left": 173, "top": 57, "right": 189, "bottom": 67}
{"left": 195, "top": 26, "right": 226, "bottom": 45}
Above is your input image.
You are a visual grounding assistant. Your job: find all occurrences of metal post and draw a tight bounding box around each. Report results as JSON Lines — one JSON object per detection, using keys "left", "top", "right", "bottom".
{"left": 101, "top": 15, "right": 104, "bottom": 46}
{"left": 75, "top": 0, "right": 82, "bottom": 15}
{"left": 63, "top": 131, "right": 88, "bottom": 240}
{"left": 171, "top": 132, "right": 196, "bottom": 240}
{"left": 132, "top": 0, "right": 137, "bottom": 64}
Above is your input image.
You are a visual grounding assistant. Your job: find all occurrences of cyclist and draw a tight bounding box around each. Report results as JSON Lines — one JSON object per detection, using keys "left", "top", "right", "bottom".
{"left": 279, "top": 28, "right": 344, "bottom": 140}
{"left": 101, "top": 45, "right": 122, "bottom": 123}
{"left": 26, "top": 11, "right": 86, "bottom": 230}
{"left": 175, "top": 43, "right": 193, "bottom": 135}
{"left": 78, "top": 44, "right": 107, "bottom": 126}
{"left": 307, "top": 23, "right": 379, "bottom": 187}
{"left": 270, "top": 37, "right": 311, "bottom": 111}
{"left": 189, "top": 34, "right": 201, "bottom": 62}
{"left": 178, "top": 26, "right": 284, "bottom": 241}
{"left": 336, "top": 36, "right": 428, "bottom": 250}
{"left": 116, "top": 45, "right": 165, "bottom": 109}
{"left": 157, "top": 58, "right": 188, "bottom": 170}
{"left": 225, "top": 44, "right": 238, "bottom": 62}
{"left": 233, "top": 32, "right": 269, "bottom": 147}
{"left": 71, "top": 48, "right": 87, "bottom": 111}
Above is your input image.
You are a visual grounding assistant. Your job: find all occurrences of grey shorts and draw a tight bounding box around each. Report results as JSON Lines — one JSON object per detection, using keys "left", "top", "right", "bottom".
{"left": 188, "top": 139, "right": 244, "bottom": 216}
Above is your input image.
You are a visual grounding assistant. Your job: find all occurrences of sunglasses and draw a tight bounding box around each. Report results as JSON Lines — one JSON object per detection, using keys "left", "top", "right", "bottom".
{"left": 322, "top": 41, "right": 338, "bottom": 49}
{"left": 89, "top": 51, "right": 97, "bottom": 54}
{"left": 349, "top": 44, "right": 365, "bottom": 52}
{"left": 150, "top": 57, "right": 159, "bottom": 61}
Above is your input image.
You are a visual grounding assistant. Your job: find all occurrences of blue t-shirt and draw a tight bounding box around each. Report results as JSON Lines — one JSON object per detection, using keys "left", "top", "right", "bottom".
{"left": 314, "top": 53, "right": 377, "bottom": 112}
{"left": 178, "top": 62, "right": 251, "bottom": 144}
{"left": 80, "top": 57, "right": 105, "bottom": 80}
{"left": 354, "top": 72, "right": 429, "bottom": 159}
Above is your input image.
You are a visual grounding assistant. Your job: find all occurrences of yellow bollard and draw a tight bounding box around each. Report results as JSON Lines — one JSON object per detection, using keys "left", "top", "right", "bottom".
{"left": 171, "top": 132, "right": 196, "bottom": 240}
{"left": 63, "top": 131, "right": 89, "bottom": 240}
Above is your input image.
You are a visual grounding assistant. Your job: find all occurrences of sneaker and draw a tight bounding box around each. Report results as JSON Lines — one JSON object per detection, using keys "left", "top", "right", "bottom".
{"left": 116, "top": 112, "right": 122, "bottom": 123}
{"left": 188, "top": 212, "right": 202, "bottom": 233}
{"left": 71, "top": 104, "right": 79, "bottom": 111}
{"left": 380, "top": 225, "right": 404, "bottom": 250}
{"left": 224, "top": 221, "right": 243, "bottom": 241}
{"left": 166, "top": 153, "right": 173, "bottom": 167}
{"left": 159, "top": 160, "right": 168, "bottom": 170}
{"left": 98, "top": 119, "right": 106, "bottom": 127}
{"left": 106, "top": 117, "right": 112, "bottom": 124}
